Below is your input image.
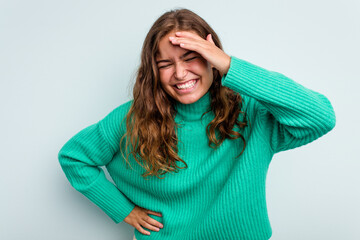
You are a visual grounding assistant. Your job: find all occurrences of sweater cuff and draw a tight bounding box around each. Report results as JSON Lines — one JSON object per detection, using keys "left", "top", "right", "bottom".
{"left": 80, "top": 170, "right": 136, "bottom": 223}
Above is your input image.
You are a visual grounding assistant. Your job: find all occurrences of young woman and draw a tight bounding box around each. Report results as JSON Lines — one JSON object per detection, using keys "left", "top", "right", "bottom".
{"left": 58, "top": 8, "right": 336, "bottom": 240}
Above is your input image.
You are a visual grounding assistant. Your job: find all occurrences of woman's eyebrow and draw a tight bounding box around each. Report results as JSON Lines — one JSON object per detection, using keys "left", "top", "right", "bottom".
{"left": 156, "top": 50, "right": 195, "bottom": 64}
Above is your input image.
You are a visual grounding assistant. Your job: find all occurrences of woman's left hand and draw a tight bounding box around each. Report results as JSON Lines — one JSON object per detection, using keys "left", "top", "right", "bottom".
{"left": 169, "top": 31, "right": 231, "bottom": 77}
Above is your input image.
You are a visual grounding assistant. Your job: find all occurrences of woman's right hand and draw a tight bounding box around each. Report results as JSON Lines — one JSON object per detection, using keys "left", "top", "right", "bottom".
{"left": 124, "top": 205, "right": 164, "bottom": 236}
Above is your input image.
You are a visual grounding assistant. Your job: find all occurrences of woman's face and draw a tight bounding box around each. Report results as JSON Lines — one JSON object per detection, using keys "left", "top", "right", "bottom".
{"left": 155, "top": 30, "right": 213, "bottom": 104}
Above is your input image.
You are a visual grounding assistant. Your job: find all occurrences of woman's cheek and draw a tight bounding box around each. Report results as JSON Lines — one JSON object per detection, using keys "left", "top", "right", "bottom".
{"left": 159, "top": 70, "right": 172, "bottom": 83}
{"left": 191, "top": 59, "right": 206, "bottom": 69}
{"left": 167, "top": 68, "right": 176, "bottom": 78}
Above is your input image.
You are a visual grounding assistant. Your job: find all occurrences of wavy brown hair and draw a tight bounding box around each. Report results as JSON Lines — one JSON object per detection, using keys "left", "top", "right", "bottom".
{"left": 120, "top": 8, "right": 248, "bottom": 179}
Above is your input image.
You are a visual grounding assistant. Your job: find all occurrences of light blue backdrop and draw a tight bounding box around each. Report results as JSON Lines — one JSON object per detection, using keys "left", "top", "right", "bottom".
{"left": 1, "top": 0, "right": 358, "bottom": 239}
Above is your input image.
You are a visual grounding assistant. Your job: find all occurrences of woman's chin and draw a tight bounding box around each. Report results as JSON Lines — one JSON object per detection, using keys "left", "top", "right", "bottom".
{"left": 174, "top": 92, "right": 205, "bottom": 105}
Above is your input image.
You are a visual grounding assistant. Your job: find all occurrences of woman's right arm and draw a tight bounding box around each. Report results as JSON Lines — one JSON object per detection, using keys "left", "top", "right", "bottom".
{"left": 58, "top": 101, "right": 164, "bottom": 235}
{"left": 58, "top": 102, "right": 135, "bottom": 224}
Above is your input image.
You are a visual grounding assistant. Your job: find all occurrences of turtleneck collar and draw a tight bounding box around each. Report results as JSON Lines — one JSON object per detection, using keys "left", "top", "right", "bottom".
{"left": 174, "top": 91, "right": 212, "bottom": 122}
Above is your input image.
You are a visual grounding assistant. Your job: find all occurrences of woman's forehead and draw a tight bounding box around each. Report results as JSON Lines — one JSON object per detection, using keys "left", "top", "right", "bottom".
{"left": 156, "top": 38, "right": 185, "bottom": 59}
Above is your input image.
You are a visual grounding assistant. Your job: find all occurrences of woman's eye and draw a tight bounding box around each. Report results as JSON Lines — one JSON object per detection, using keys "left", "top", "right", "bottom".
{"left": 158, "top": 57, "right": 197, "bottom": 69}
{"left": 185, "top": 57, "right": 197, "bottom": 62}
{"left": 158, "top": 64, "right": 171, "bottom": 69}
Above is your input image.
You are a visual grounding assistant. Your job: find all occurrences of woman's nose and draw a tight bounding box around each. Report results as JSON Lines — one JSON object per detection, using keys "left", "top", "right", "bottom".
{"left": 174, "top": 62, "right": 188, "bottom": 80}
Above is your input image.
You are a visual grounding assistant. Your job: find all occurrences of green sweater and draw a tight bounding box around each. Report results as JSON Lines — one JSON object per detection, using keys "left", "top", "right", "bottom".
{"left": 58, "top": 56, "right": 336, "bottom": 239}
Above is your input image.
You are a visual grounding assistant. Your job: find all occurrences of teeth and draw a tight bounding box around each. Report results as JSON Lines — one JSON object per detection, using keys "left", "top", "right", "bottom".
{"left": 176, "top": 79, "right": 196, "bottom": 89}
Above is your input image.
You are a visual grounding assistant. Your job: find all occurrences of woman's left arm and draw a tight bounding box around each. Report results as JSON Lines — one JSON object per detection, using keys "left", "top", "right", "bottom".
{"left": 221, "top": 56, "right": 336, "bottom": 154}
{"left": 170, "top": 31, "right": 336, "bottom": 154}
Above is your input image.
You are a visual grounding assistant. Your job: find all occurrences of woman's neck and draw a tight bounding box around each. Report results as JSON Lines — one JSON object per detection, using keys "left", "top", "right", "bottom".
{"left": 174, "top": 91, "right": 212, "bottom": 122}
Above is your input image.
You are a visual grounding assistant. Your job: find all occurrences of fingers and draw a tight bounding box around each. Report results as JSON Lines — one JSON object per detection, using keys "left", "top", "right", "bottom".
{"left": 124, "top": 206, "right": 164, "bottom": 236}
{"left": 170, "top": 31, "right": 206, "bottom": 47}
{"left": 169, "top": 31, "right": 216, "bottom": 57}
{"left": 206, "top": 33, "right": 215, "bottom": 45}
{"left": 134, "top": 223, "right": 152, "bottom": 236}
{"left": 174, "top": 31, "right": 215, "bottom": 45}
{"left": 175, "top": 31, "right": 204, "bottom": 40}
{"left": 169, "top": 36, "right": 204, "bottom": 51}
{"left": 146, "top": 209, "right": 162, "bottom": 217}
{"left": 145, "top": 210, "right": 164, "bottom": 229}
{"left": 135, "top": 214, "right": 163, "bottom": 236}
{"left": 141, "top": 216, "right": 162, "bottom": 231}
{"left": 144, "top": 214, "right": 164, "bottom": 228}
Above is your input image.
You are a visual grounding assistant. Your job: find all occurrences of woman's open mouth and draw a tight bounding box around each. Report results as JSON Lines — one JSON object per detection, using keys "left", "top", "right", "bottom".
{"left": 173, "top": 79, "right": 199, "bottom": 92}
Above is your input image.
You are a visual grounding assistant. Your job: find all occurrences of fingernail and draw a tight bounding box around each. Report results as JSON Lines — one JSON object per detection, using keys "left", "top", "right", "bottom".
{"left": 169, "top": 36, "right": 174, "bottom": 40}
{"left": 176, "top": 32, "right": 181, "bottom": 35}
{"left": 160, "top": 224, "right": 164, "bottom": 228}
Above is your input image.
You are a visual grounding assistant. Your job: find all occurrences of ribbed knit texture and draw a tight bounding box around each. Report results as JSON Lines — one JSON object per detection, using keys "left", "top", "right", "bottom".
{"left": 58, "top": 56, "right": 336, "bottom": 239}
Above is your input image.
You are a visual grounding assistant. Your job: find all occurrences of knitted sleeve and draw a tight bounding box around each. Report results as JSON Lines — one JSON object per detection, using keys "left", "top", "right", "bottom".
{"left": 58, "top": 101, "right": 135, "bottom": 223}
{"left": 221, "top": 56, "right": 336, "bottom": 154}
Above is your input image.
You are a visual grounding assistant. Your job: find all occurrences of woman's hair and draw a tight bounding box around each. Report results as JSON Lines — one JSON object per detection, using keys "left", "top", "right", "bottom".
{"left": 120, "top": 8, "right": 248, "bottom": 179}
